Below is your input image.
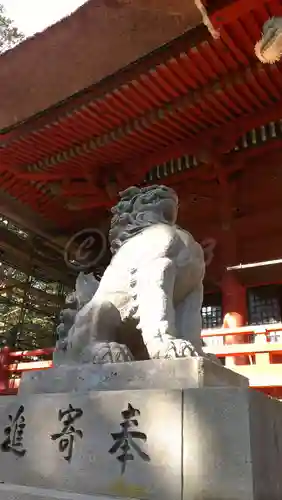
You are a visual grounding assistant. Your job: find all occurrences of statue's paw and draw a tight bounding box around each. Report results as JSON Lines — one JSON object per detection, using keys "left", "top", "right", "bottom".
{"left": 162, "top": 339, "right": 199, "bottom": 359}
{"left": 91, "top": 342, "right": 134, "bottom": 364}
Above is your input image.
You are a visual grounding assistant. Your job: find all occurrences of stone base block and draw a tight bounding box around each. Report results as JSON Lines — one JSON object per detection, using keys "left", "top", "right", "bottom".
{"left": 0, "top": 484, "right": 120, "bottom": 500}
{"left": 183, "top": 387, "right": 282, "bottom": 500}
{"left": 0, "top": 388, "right": 281, "bottom": 499}
{"left": 0, "top": 390, "right": 182, "bottom": 500}
{"left": 19, "top": 357, "right": 248, "bottom": 395}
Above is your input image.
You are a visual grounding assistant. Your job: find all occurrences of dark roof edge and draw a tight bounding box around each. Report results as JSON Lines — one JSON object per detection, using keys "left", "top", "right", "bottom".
{"left": 1, "top": 24, "right": 209, "bottom": 138}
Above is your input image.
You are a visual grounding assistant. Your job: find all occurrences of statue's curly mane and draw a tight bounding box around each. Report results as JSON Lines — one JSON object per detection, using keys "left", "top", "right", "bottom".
{"left": 109, "top": 184, "right": 178, "bottom": 254}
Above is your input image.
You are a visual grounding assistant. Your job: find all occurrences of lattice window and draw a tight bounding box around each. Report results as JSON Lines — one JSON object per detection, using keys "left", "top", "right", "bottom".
{"left": 248, "top": 286, "right": 281, "bottom": 325}
{"left": 201, "top": 305, "right": 222, "bottom": 329}
{"left": 201, "top": 293, "right": 223, "bottom": 329}
{"left": 248, "top": 285, "right": 282, "bottom": 343}
{"left": 201, "top": 294, "right": 224, "bottom": 364}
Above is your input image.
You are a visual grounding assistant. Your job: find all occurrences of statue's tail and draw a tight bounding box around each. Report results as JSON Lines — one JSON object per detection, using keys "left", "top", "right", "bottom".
{"left": 54, "top": 272, "right": 100, "bottom": 363}
{"left": 75, "top": 272, "right": 100, "bottom": 308}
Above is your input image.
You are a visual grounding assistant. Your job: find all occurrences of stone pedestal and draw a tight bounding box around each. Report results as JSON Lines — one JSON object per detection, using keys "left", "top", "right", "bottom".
{"left": 18, "top": 357, "right": 248, "bottom": 395}
{"left": 0, "top": 358, "right": 281, "bottom": 500}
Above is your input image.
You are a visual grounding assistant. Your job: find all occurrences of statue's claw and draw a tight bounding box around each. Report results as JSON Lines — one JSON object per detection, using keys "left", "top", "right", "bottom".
{"left": 91, "top": 342, "right": 134, "bottom": 364}
{"left": 151, "top": 338, "right": 199, "bottom": 359}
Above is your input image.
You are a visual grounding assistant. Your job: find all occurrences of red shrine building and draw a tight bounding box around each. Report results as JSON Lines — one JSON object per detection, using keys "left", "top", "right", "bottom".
{"left": 1, "top": 0, "right": 282, "bottom": 394}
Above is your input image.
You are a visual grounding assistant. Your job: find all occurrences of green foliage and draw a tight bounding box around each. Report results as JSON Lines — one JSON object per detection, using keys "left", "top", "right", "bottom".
{"left": 0, "top": 260, "right": 72, "bottom": 351}
{"left": 0, "top": 4, "right": 24, "bottom": 53}
{"left": 0, "top": 215, "right": 73, "bottom": 352}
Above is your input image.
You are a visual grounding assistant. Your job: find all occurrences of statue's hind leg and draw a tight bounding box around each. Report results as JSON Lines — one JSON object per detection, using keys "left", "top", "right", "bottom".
{"left": 89, "top": 300, "right": 134, "bottom": 363}
{"left": 67, "top": 298, "right": 134, "bottom": 364}
{"left": 133, "top": 257, "right": 199, "bottom": 358}
{"left": 175, "top": 284, "right": 204, "bottom": 353}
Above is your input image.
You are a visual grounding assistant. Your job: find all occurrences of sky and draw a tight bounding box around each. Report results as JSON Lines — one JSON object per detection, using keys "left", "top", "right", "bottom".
{"left": 2, "top": 0, "right": 86, "bottom": 36}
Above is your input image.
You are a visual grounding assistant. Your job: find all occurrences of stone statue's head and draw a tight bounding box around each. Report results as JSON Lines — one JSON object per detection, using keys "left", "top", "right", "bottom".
{"left": 109, "top": 184, "right": 178, "bottom": 254}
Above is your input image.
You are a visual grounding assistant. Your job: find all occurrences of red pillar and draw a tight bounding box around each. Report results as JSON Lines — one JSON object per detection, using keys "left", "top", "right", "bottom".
{"left": 221, "top": 272, "right": 249, "bottom": 366}
{"left": 0, "top": 346, "right": 10, "bottom": 393}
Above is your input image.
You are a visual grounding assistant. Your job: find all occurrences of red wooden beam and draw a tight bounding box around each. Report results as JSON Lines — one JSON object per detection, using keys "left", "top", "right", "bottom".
{"left": 225, "top": 140, "right": 282, "bottom": 177}
{"left": 0, "top": 347, "right": 10, "bottom": 392}
{"left": 8, "top": 360, "right": 53, "bottom": 372}
{"left": 66, "top": 198, "right": 113, "bottom": 211}
{"left": 16, "top": 172, "right": 66, "bottom": 181}
{"left": 3, "top": 86, "right": 282, "bottom": 217}
{"left": 119, "top": 97, "right": 282, "bottom": 186}
{"left": 13, "top": 137, "right": 282, "bottom": 193}
{"left": 204, "top": 343, "right": 282, "bottom": 356}
{"left": 202, "top": 323, "right": 282, "bottom": 337}
{"left": 1, "top": 58, "right": 269, "bottom": 175}
{"left": 185, "top": 208, "right": 282, "bottom": 257}
{"left": 60, "top": 184, "right": 105, "bottom": 197}
{"left": 2, "top": 0, "right": 269, "bottom": 147}
{"left": 209, "top": 0, "right": 279, "bottom": 26}
{"left": 192, "top": 207, "right": 282, "bottom": 241}
{"left": 15, "top": 159, "right": 217, "bottom": 185}
{"left": 242, "top": 237, "right": 282, "bottom": 263}
{"left": 1, "top": 23, "right": 210, "bottom": 144}
{"left": 9, "top": 347, "right": 54, "bottom": 358}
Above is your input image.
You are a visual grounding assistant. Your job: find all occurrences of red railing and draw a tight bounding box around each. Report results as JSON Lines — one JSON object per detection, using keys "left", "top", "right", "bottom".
{"left": 202, "top": 322, "right": 282, "bottom": 398}
{"left": 0, "top": 347, "right": 53, "bottom": 395}
{"left": 1, "top": 323, "right": 282, "bottom": 396}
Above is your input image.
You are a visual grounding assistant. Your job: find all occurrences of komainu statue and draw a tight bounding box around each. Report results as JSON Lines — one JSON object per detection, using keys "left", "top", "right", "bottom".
{"left": 54, "top": 185, "right": 207, "bottom": 365}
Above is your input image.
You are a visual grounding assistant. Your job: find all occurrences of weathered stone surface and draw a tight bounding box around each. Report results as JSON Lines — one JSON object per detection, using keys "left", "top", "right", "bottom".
{"left": 183, "top": 387, "right": 282, "bottom": 500}
{"left": 0, "top": 483, "right": 123, "bottom": 500}
{"left": 57, "top": 185, "right": 207, "bottom": 364}
{"left": 183, "top": 387, "right": 252, "bottom": 500}
{"left": 249, "top": 390, "right": 282, "bottom": 500}
{"left": 0, "top": 390, "right": 182, "bottom": 500}
{"left": 19, "top": 357, "right": 248, "bottom": 395}
{"left": 0, "top": 388, "right": 282, "bottom": 499}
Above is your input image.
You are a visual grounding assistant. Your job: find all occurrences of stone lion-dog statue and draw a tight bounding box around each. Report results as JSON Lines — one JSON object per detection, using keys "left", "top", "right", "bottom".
{"left": 54, "top": 184, "right": 207, "bottom": 364}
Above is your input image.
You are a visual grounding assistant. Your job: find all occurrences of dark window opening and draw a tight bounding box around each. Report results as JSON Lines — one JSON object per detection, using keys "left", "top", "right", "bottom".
{"left": 248, "top": 285, "right": 282, "bottom": 343}
{"left": 248, "top": 285, "right": 282, "bottom": 325}
{"left": 201, "top": 293, "right": 223, "bottom": 330}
